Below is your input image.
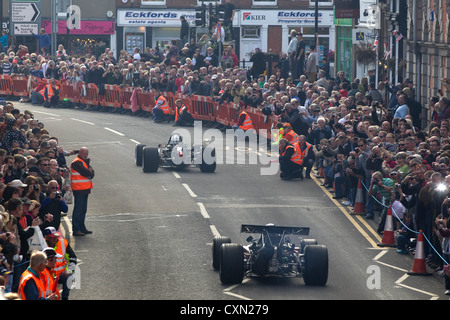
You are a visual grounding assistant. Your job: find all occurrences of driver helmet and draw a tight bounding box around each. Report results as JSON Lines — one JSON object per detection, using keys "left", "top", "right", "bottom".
{"left": 169, "top": 133, "right": 182, "bottom": 145}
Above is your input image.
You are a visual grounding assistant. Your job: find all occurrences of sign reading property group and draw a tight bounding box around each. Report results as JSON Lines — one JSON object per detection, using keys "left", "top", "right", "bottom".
{"left": 240, "top": 10, "right": 334, "bottom": 26}
{"left": 117, "top": 9, "right": 196, "bottom": 27}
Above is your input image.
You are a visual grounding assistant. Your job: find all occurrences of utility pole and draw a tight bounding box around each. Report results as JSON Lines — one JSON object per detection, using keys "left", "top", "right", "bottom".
{"left": 0, "top": 1, "right": 3, "bottom": 35}
{"left": 51, "top": 0, "right": 58, "bottom": 57}
{"left": 314, "top": 0, "right": 318, "bottom": 45}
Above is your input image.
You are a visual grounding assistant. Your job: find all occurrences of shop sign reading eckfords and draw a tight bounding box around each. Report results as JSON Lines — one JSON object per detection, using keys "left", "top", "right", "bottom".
{"left": 241, "top": 10, "right": 334, "bottom": 26}
{"left": 117, "top": 9, "right": 196, "bottom": 27}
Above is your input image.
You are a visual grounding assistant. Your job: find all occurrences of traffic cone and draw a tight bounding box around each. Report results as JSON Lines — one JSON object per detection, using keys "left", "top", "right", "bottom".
{"left": 407, "top": 231, "right": 431, "bottom": 276}
{"left": 377, "top": 207, "right": 396, "bottom": 247}
{"left": 318, "top": 167, "right": 324, "bottom": 178}
{"left": 352, "top": 180, "right": 365, "bottom": 214}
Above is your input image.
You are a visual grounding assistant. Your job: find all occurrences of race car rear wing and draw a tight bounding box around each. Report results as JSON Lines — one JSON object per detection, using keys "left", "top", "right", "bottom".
{"left": 241, "top": 224, "right": 310, "bottom": 236}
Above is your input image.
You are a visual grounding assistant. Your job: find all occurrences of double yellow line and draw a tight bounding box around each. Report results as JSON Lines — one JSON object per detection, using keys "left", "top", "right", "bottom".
{"left": 310, "top": 172, "right": 382, "bottom": 248}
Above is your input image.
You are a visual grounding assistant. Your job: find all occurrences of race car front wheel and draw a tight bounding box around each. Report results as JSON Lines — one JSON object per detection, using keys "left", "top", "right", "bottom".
{"left": 142, "top": 147, "right": 159, "bottom": 173}
{"left": 300, "top": 239, "right": 318, "bottom": 254}
{"left": 303, "top": 244, "right": 328, "bottom": 286}
{"left": 212, "top": 236, "right": 231, "bottom": 270}
{"left": 220, "top": 243, "right": 244, "bottom": 284}
{"left": 135, "top": 144, "right": 146, "bottom": 166}
{"left": 200, "top": 146, "right": 216, "bottom": 173}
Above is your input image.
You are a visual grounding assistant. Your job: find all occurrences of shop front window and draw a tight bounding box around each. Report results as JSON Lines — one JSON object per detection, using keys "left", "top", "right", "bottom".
{"left": 287, "top": 27, "right": 330, "bottom": 68}
{"left": 141, "top": 0, "right": 166, "bottom": 5}
{"left": 58, "top": 36, "right": 110, "bottom": 57}
{"left": 252, "top": 0, "right": 277, "bottom": 6}
{"left": 241, "top": 26, "right": 261, "bottom": 39}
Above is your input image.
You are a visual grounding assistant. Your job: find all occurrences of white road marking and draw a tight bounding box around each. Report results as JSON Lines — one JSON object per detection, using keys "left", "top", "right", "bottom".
{"left": 210, "top": 225, "right": 221, "bottom": 238}
{"left": 129, "top": 139, "right": 141, "bottom": 145}
{"left": 71, "top": 118, "right": 95, "bottom": 125}
{"left": 172, "top": 171, "right": 181, "bottom": 179}
{"left": 182, "top": 183, "right": 197, "bottom": 198}
{"left": 33, "top": 110, "right": 60, "bottom": 117}
{"left": 104, "top": 127, "right": 125, "bottom": 136}
{"left": 198, "top": 202, "right": 210, "bottom": 219}
{"left": 395, "top": 274, "right": 439, "bottom": 299}
{"left": 373, "top": 250, "right": 388, "bottom": 261}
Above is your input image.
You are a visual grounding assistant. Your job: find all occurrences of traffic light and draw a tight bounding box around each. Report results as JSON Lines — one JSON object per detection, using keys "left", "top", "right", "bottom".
{"left": 215, "top": 4, "right": 225, "bottom": 21}
{"left": 195, "top": 4, "right": 206, "bottom": 27}
{"left": 209, "top": 3, "right": 216, "bottom": 27}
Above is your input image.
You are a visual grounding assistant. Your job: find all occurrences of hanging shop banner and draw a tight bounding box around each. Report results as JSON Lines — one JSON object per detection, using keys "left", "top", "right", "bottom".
{"left": 42, "top": 20, "right": 115, "bottom": 35}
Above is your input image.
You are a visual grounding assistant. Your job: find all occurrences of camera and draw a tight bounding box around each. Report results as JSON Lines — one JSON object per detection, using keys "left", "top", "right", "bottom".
{"left": 33, "top": 185, "right": 39, "bottom": 191}
{"left": 55, "top": 191, "right": 61, "bottom": 200}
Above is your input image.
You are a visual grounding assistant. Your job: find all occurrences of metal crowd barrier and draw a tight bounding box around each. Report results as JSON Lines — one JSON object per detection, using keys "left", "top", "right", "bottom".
{"left": 0, "top": 76, "right": 281, "bottom": 140}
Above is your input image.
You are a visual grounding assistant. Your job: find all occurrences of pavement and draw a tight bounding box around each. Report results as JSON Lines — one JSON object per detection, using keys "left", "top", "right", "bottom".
{"left": 309, "top": 168, "right": 446, "bottom": 286}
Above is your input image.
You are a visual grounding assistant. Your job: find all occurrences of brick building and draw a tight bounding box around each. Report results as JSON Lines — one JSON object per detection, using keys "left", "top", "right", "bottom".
{"left": 405, "top": 0, "right": 450, "bottom": 112}
{"left": 116, "top": 0, "right": 336, "bottom": 63}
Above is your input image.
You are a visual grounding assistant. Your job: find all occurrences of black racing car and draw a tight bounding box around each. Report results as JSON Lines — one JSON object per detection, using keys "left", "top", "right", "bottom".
{"left": 212, "top": 224, "right": 328, "bottom": 286}
{"left": 135, "top": 133, "right": 216, "bottom": 173}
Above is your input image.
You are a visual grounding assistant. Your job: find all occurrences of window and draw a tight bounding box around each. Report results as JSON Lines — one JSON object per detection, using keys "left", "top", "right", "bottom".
{"left": 252, "top": 0, "right": 277, "bottom": 7}
{"left": 241, "top": 26, "right": 261, "bottom": 39}
{"left": 309, "top": 0, "right": 333, "bottom": 7}
{"left": 196, "top": 0, "right": 222, "bottom": 5}
{"left": 141, "top": 0, "right": 166, "bottom": 6}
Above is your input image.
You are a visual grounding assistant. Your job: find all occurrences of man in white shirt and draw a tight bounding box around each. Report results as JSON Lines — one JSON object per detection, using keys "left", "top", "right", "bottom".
{"left": 305, "top": 45, "right": 318, "bottom": 82}
{"left": 315, "top": 70, "right": 329, "bottom": 89}
{"left": 287, "top": 30, "right": 298, "bottom": 77}
{"left": 394, "top": 94, "right": 410, "bottom": 119}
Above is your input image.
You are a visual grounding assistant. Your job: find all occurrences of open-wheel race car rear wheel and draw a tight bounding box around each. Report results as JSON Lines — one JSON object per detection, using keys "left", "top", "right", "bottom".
{"left": 220, "top": 243, "right": 244, "bottom": 284}
{"left": 200, "top": 146, "right": 216, "bottom": 173}
{"left": 303, "top": 244, "right": 328, "bottom": 286}
{"left": 142, "top": 147, "right": 159, "bottom": 173}
{"left": 135, "top": 144, "right": 146, "bottom": 166}
{"left": 212, "top": 236, "right": 231, "bottom": 270}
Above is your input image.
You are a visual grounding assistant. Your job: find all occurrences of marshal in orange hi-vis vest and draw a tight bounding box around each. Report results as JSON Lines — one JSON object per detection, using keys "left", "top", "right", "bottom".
{"left": 239, "top": 111, "right": 255, "bottom": 131}
{"left": 281, "top": 143, "right": 303, "bottom": 165}
{"left": 71, "top": 157, "right": 93, "bottom": 191}
{"left": 155, "top": 94, "right": 170, "bottom": 114}
{"left": 18, "top": 269, "right": 46, "bottom": 300}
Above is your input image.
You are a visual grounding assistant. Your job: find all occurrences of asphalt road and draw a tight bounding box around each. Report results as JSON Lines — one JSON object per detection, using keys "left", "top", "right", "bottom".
{"left": 19, "top": 102, "right": 449, "bottom": 301}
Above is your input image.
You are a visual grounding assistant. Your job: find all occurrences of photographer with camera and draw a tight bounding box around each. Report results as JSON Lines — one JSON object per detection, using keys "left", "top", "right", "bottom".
{"left": 39, "top": 180, "right": 68, "bottom": 232}
{"left": 368, "top": 171, "right": 394, "bottom": 233}
{"left": 308, "top": 116, "right": 332, "bottom": 146}
{"left": 102, "top": 63, "right": 120, "bottom": 85}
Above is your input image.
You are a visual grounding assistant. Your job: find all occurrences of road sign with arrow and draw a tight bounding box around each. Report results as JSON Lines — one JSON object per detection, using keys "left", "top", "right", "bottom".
{"left": 12, "top": 2, "right": 41, "bottom": 23}
{"left": 10, "top": 1, "right": 42, "bottom": 37}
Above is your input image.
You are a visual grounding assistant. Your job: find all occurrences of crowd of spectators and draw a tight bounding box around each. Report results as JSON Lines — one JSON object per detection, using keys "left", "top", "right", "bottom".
{"left": 0, "top": 98, "right": 76, "bottom": 299}
{"left": 1, "top": 32, "right": 450, "bottom": 295}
